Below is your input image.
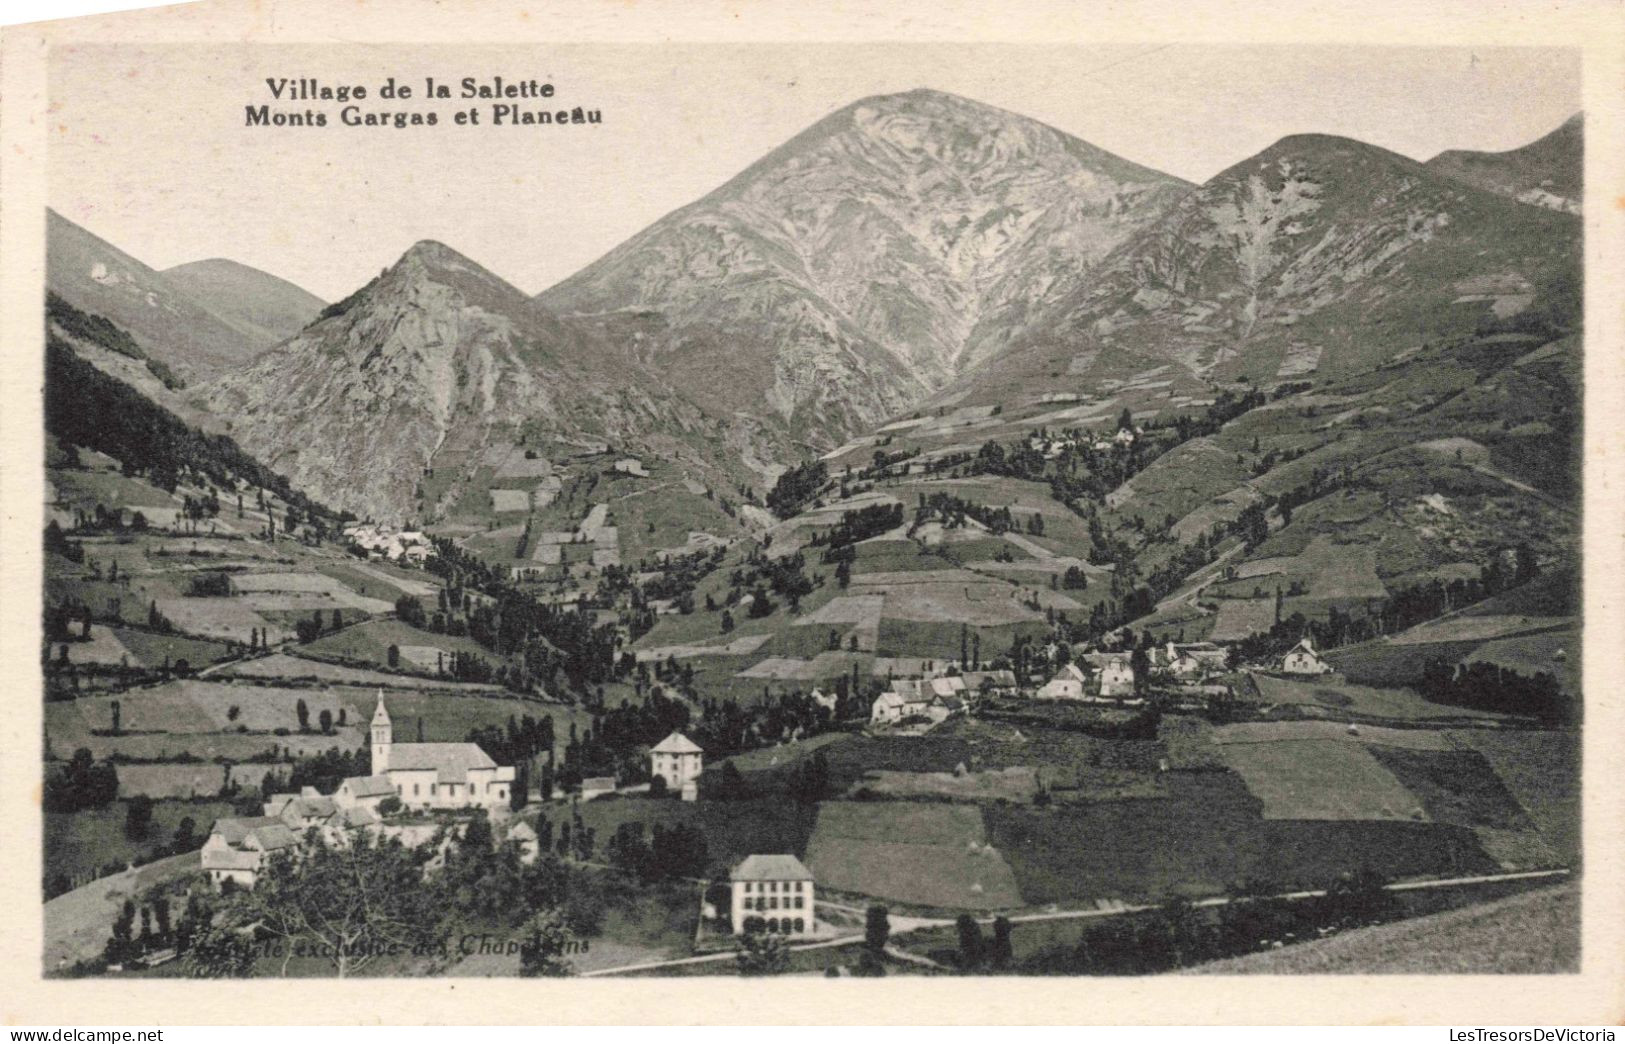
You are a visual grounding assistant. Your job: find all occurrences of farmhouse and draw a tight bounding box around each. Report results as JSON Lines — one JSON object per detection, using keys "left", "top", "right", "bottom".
{"left": 1099, "top": 657, "right": 1136, "bottom": 697}
{"left": 579, "top": 776, "right": 618, "bottom": 801}
{"left": 1036, "top": 663, "right": 1088, "bottom": 700}
{"left": 201, "top": 816, "right": 298, "bottom": 890}
{"left": 730, "top": 854, "right": 816, "bottom": 936}
{"left": 872, "top": 679, "right": 933, "bottom": 724}
{"left": 871, "top": 690, "right": 908, "bottom": 724}
{"left": 1280, "top": 638, "right": 1333, "bottom": 676}
{"left": 365, "top": 695, "right": 516, "bottom": 811}
{"left": 650, "top": 731, "right": 703, "bottom": 792}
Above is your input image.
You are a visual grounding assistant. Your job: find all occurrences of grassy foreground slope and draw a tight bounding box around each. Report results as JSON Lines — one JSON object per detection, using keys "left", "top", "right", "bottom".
{"left": 1183, "top": 882, "right": 1577, "bottom": 974}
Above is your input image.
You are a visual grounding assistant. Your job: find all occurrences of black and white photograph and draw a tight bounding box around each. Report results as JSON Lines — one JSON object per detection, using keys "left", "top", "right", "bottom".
{"left": 5, "top": 0, "right": 1622, "bottom": 1024}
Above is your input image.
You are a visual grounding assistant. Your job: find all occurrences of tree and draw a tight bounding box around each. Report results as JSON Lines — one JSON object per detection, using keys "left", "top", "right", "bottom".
{"left": 387, "top": 644, "right": 401, "bottom": 668}
{"left": 295, "top": 698, "right": 310, "bottom": 733}
{"left": 242, "top": 832, "right": 445, "bottom": 977}
{"left": 955, "top": 913, "right": 983, "bottom": 970}
{"left": 990, "top": 915, "right": 1013, "bottom": 970}
{"left": 861, "top": 903, "right": 890, "bottom": 977}
{"left": 182, "top": 922, "right": 258, "bottom": 978}
{"left": 736, "top": 928, "right": 790, "bottom": 976}
{"left": 518, "top": 910, "right": 579, "bottom": 977}
{"left": 318, "top": 708, "right": 334, "bottom": 734}
{"left": 720, "top": 609, "right": 734, "bottom": 634}
{"left": 104, "top": 899, "right": 137, "bottom": 966}
{"left": 124, "top": 795, "right": 155, "bottom": 840}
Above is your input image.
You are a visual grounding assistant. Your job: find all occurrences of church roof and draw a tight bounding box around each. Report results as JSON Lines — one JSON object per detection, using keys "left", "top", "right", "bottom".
{"left": 385, "top": 743, "right": 497, "bottom": 782}
{"left": 652, "top": 731, "right": 703, "bottom": 755}
{"left": 342, "top": 774, "right": 396, "bottom": 797}
{"left": 731, "top": 854, "right": 814, "bottom": 882}
{"left": 372, "top": 692, "right": 391, "bottom": 725}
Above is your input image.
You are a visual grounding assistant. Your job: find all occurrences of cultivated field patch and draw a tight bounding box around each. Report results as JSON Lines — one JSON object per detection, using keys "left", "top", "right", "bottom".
{"left": 852, "top": 767, "right": 1039, "bottom": 803}
{"left": 1447, "top": 730, "right": 1579, "bottom": 862}
{"left": 1387, "top": 615, "right": 1568, "bottom": 646}
{"left": 116, "top": 761, "right": 285, "bottom": 800}
{"left": 1208, "top": 598, "right": 1277, "bottom": 642}
{"left": 805, "top": 801, "right": 1023, "bottom": 910}
{"left": 153, "top": 598, "right": 284, "bottom": 643}
{"left": 1220, "top": 739, "right": 1425, "bottom": 821}
{"left": 1248, "top": 672, "right": 1501, "bottom": 721}
{"left": 215, "top": 651, "right": 505, "bottom": 691}
{"left": 1212, "top": 720, "right": 1454, "bottom": 751}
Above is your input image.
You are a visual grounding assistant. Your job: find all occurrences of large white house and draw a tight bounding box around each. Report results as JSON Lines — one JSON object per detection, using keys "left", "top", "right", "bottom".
{"left": 1099, "top": 657, "right": 1136, "bottom": 697}
{"left": 650, "top": 731, "right": 703, "bottom": 791}
{"left": 1280, "top": 638, "right": 1333, "bottom": 676}
{"left": 368, "top": 695, "right": 516, "bottom": 811}
{"left": 729, "top": 854, "right": 816, "bottom": 936}
{"left": 1036, "top": 663, "right": 1088, "bottom": 700}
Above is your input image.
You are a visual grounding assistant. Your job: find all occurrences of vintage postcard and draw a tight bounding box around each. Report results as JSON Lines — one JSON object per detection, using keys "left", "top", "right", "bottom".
{"left": 1, "top": 0, "right": 1621, "bottom": 1026}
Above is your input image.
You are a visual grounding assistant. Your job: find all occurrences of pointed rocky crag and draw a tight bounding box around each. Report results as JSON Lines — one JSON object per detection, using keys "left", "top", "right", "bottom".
{"left": 197, "top": 240, "right": 737, "bottom": 522}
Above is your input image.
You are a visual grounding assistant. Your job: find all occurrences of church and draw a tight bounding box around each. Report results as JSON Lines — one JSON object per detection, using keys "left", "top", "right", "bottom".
{"left": 366, "top": 694, "right": 517, "bottom": 811}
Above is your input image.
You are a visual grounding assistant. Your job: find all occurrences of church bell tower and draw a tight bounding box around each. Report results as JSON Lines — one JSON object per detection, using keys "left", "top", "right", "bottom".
{"left": 371, "top": 691, "right": 392, "bottom": 774}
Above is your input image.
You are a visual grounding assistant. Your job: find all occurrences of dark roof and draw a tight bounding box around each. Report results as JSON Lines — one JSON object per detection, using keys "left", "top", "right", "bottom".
{"left": 731, "top": 854, "right": 814, "bottom": 882}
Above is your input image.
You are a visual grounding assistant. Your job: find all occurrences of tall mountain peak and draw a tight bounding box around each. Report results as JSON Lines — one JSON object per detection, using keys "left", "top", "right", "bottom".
{"left": 538, "top": 89, "right": 1191, "bottom": 449}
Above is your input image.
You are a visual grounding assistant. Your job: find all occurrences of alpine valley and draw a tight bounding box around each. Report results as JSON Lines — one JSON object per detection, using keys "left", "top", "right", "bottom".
{"left": 42, "top": 88, "right": 1582, "bottom": 978}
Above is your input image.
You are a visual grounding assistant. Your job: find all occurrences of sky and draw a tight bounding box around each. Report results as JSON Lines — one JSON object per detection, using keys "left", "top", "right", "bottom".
{"left": 48, "top": 42, "right": 1580, "bottom": 302}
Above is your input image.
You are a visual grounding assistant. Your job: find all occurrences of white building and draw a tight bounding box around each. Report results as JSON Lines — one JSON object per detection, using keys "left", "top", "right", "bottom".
{"left": 366, "top": 695, "right": 516, "bottom": 811}
{"left": 201, "top": 816, "right": 298, "bottom": 890}
{"left": 1036, "top": 663, "right": 1088, "bottom": 700}
{"left": 1281, "top": 638, "right": 1333, "bottom": 676}
{"left": 871, "top": 679, "right": 938, "bottom": 725}
{"left": 730, "top": 854, "right": 816, "bottom": 936}
{"left": 1099, "top": 658, "right": 1136, "bottom": 697}
{"left": 650, "top": 731, "right": 704, "bottom": 792}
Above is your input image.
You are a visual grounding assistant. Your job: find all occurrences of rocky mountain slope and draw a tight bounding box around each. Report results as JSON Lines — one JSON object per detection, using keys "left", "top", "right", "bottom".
{"left": 1427, "top": 114, "right": 1582, "bottom": 215}
{"left": 195, "top": 240, "right": 762, "bottom": 523}
{"left": 46, "top": 210, "right": 290, "bottom": 383}
{"left": 539, "top": 88, "right": 1189, "bottom": 447}
{"left": 941, "top": 133, "right": 1580, "bottom": 408}
{"left": 162, "top": 257, "right": 325, "bottom": 346}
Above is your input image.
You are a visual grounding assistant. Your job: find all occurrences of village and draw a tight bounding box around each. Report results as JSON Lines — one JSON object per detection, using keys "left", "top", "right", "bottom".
{"left": 160, "top": 626, "right": 1368, "bottom": 978}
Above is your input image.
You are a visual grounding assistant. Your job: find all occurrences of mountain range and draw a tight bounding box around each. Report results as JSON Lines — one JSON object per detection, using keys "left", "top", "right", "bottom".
{"left": 1427, "top": 114, "right": 1582, "bottom": 215}
{"left": 45, "top": 92, "right": 1583, "bottom": 526}
{"left": 539, "top": 89, "right": 1190, "bottom": 440}
{"left": 45, "top": 209, "right": 324, "bottom": 384}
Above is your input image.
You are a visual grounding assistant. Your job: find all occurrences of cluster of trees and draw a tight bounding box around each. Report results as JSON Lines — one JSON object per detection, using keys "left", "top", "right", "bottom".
{"left": 48, "top": 292, "right": 181, "bottom": 389}
{"left": 765, "top": 460, "right": 828, "bottom": 519}
{"left": 43, "top": 748, "right": 120, "bottom": 812}
{"left": 141, "top": 810, "right": 617, "bottom": 978}
{"left": 46, "top": 330, "right": 332, "bottom": 527}
{"left": 1228, "top": 548, "right": 1547, "bottom": 666}
{"left": 604, "top": 821, "right": 709, "bottom": 883}
{"left": 423, "top": 539, "right": 623, "bottom": 691}
{"left": 812, "top": 502, "right": 906, "bottom": 551}
{"left": 908, "top": 492, "right": 1032, "bottom": 537}
{"left": 249, "top": 746, "right": 371, "bottom": 809}
{"left": 1419, "top": 659, "right": 1571, "bottom": 722}
{"left": 1031, "top": 871, "right": 1397, "bottom": 975}
{"left": 44, "top": 520, "right": 85, "bottom": 563}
